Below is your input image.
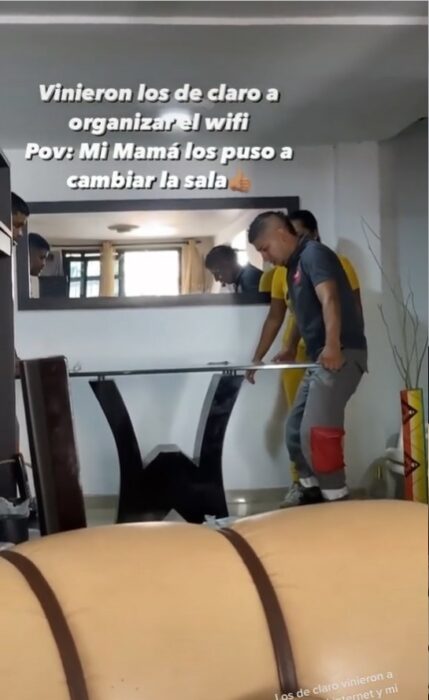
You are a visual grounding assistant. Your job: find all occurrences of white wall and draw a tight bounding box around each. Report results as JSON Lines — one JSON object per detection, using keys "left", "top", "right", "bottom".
{"left": 333, "top": 142, "right": 398, "bottom": 473}
{"left": 379, "top": 121, "right": 428, "bottom": 412}
{"left": 6, "top": 144, "right": 334, "bottom": 213}
{"left": 394, "top": 122, "right": 428, "bottom": 322}
{"left": 15, "top": 305, "right": 287, "bottom": 494}
{"left": 8, "top": 142, "right": 412, "bottom": 495}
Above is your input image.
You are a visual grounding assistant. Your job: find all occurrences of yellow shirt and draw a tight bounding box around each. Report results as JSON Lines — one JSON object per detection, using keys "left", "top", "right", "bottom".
{"left": 270, "top": 255, "right": 360, "bottom": 355}
{"left": 258, "top": 266, "right": 276, "bottom": 293}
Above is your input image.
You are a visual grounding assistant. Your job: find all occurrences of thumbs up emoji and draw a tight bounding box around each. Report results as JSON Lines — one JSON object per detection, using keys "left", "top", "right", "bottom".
{"left": 229, "top": 169, "right": 251, "bottom": 193}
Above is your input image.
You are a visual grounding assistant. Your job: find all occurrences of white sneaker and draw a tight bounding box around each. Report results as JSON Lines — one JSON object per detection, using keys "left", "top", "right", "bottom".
{"left": 280, "top": 483, "right": 304, "bottom": 508}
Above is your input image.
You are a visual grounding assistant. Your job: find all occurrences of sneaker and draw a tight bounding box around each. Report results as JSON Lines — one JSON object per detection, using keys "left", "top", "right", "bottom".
{"left": 280, "top": 483, "right": 304, "bottom": 508}
{"left": 324, "top": 494, "right": 350, "bottom": 503}
{"left": 280, "top": 484, "right": 325, "bottom": 508}
{"left": 299, "top": 486, "right": 324, "bottom": 506}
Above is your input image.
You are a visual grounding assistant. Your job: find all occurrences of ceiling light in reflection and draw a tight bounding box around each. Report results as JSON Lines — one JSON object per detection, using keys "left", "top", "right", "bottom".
{"left": 137, "top": 225, "right": 176, "bottom": 237}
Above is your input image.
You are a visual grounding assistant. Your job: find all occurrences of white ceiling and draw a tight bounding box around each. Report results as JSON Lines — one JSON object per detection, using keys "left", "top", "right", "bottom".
{"left": 0, "top": 2, "right": 426, "bottom": 148}
{"left": 29, "top": 208, "right": 269, "bottom": 244}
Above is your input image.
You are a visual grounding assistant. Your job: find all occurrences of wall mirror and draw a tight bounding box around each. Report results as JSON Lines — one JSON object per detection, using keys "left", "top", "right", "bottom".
{"left": 17, "top": 196, "right": 299, "bottom": 309}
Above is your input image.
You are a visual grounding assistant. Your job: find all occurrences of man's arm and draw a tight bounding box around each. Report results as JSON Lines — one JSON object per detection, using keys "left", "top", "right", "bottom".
{"left": 246, "top": 297, "right": 286, "bottom": 383}
{"left": 252, "top": 297, "right": 286, "bottom": 361}
{"left": 314, "top": 280, "right": 344, "bottom": 370}
{"left": 301, "top": 246, "right": 345, "bottom": 371}
{"left": 272, "top": 314, "right": 301, "bottom": 362}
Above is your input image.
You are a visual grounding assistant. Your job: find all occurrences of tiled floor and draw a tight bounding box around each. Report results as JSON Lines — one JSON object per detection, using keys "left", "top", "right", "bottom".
{"left": 84, "top": 487, "right": 368, "bottom": 527}
{"left": 1, "top": 488, "right": 369, "bottom": 547}
{"left": 83, "top": 488, "right": 289, "bottom": 527}
{"left": 77, "top": 485, "right": 372, "bottom": 528}
{"left": 85, "top": 501, "right": 280, "bottom": 528}
{"left": 0, "top": 494, "right": 286, "bottom": 548}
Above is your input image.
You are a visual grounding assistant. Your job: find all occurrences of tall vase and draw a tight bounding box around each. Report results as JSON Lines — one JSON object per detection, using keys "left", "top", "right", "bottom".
{"left": 400, "top": 388, "right": 428, "bottom": 504}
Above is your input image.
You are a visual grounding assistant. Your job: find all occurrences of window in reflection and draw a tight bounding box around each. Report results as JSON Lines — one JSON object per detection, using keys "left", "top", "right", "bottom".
{"left": 70, "top": 261, "right": 82, "bottom": 279}
{"left": 69, "top": 281, "right": 81, "bottom": 298}
{"left": 121, "top": 249, "right": 180, "bottom": 297}
{"left": 86, "top": 279, "right": 100, "bottom": 298}
{"left": 63, "top": 251, "right": 112, "bottom": 299}
{"left": 232, "top": 230, "right": 249, "bottom": 267}
{"left": 61, "top": 248, "right": 180, "bottom": 298}
{"left": 87, "top": 260, "right": 101, "bottom": 277}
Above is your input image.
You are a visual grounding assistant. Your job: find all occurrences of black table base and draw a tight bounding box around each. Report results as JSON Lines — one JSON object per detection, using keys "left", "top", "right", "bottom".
{"left": 89, "top": 374, "right": 243, "bottom": 523}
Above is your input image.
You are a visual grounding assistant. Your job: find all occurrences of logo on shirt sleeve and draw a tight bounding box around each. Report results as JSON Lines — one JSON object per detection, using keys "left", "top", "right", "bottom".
{"left": 293, "top": 266, "right": 302, "bottom": 285}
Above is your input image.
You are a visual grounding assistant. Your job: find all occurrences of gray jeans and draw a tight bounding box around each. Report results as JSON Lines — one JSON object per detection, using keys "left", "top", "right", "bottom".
{"left": 285, "top": 349, "right": 367, "bottom": 500}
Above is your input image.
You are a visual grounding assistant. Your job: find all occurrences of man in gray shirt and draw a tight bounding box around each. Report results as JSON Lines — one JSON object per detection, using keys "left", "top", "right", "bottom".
{"left": 248, "top": 211, "right": 368, "bottom": 506}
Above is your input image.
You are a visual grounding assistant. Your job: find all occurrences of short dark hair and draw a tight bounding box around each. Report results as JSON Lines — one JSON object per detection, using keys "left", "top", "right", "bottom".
{"left": 28, "top": 233, "right": 50, "bottom": 252}
{"left": 205, "top": 245, "right": 237, "bottom": 269}
{"left": 289, "top": 209, "right": 318, "bottom": 233}
{"left": 248, "top": 211, "right": 295, "bottom": 244}
{"left": 11, "top": 192, "right": 30, "bottom": 217}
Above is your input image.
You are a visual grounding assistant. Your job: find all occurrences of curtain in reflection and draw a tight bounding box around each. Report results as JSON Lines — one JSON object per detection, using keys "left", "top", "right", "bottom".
{"left": 100, "top": 242, "right": 116, "bottom": 296}
{"left": 181, "top": 240, "right": 206, "bottom": 294}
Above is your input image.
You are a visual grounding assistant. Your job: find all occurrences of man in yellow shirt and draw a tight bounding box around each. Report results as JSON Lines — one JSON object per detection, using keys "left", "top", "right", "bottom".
{"left": 258, "top": 266, "right": 276, "bottom": 293}
{"left": 246, "top": 210, "right": 362, "bottom": 506}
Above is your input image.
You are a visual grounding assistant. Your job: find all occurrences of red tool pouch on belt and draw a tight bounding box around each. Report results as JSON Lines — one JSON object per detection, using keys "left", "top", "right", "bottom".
{"left": 310, "top": 427, "right": 345, "bottom": 473}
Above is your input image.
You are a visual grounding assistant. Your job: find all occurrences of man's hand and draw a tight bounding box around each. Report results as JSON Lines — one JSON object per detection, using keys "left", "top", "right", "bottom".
{"left": 318, "top": 345, "right": 345, "bottom": 371}
{"left": 272, "top": 347, "right": 296, "bottom": 364}
{"left": 245, "top": 360, "right": 264, "bottom": 385}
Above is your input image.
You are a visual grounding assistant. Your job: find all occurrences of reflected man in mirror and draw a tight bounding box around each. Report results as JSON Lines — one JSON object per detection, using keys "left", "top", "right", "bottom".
{"left": 28, "top": 233, "right": 50, "bottom": 298}
{"left": 11, "top": 193, "right": 30, "bottom": 378}
{"left": 11, "top": 192, "right": 29, "bottom": 243}
{"left": 11, "top": 193, "right": 30, "bottom": 452}
{"left": 205, "top": 244, "right": 263, "bottom": 293}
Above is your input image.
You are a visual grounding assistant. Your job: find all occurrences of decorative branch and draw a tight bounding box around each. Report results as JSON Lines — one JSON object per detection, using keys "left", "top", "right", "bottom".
{"left": 378, "top": 304, "right": 408, "bottom": 385}
{"left": 408, "top": 280, "right": 421, "bottom": 384}
{"left": 361, "top": 218, "right": 404, "bottom": 308}
{"left": 363, "top": 217, "right": 427, "bottom": 390}
{"left": 401, "top": 291, "right": 410, "bottom": 371}
{"left": 416, "top": 338, "right": 428, "bottom": 388}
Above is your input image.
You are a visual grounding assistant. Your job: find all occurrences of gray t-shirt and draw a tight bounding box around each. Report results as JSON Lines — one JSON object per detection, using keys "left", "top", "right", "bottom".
{"left": 287, "top": 238, "right": 367, "bottom": 361}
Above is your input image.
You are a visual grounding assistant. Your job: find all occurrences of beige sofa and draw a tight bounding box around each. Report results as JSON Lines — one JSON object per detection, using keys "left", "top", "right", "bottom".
{"left": 0, "top": 500, "right": 426, "bottom": 699}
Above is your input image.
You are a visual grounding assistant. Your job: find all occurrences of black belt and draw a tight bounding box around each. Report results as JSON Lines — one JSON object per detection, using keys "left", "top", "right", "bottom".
{"left": 219, "top": 527, "right": 299, "bottom": 696}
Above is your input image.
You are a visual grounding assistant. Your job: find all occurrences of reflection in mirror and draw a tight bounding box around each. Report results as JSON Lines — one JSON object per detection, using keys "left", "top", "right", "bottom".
{"left": 25, "top": 208, "right": 280, "bottom": 300}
